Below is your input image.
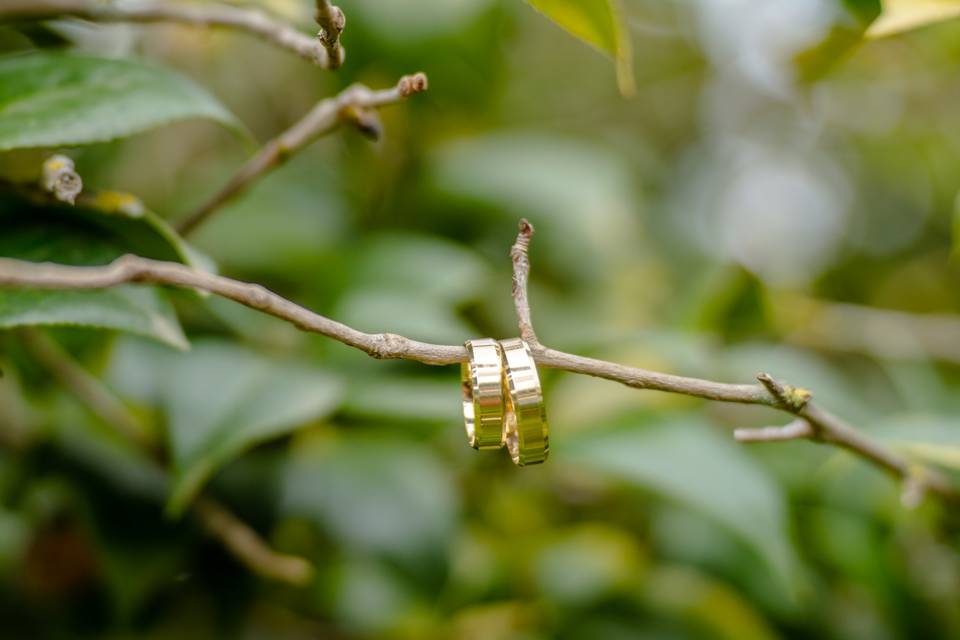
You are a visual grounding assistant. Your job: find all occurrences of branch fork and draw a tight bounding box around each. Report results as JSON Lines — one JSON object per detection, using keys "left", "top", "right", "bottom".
{"left": 0, "top": 1, "right": 340, "bottom": 68}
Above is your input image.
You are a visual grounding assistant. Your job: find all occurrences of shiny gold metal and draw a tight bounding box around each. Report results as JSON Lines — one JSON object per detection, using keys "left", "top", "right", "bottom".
{"left": 461, "top": 338, "right": 506, "bottom": 450}
{"left": 499, "top": 338, "right": 548, "bottom": 465}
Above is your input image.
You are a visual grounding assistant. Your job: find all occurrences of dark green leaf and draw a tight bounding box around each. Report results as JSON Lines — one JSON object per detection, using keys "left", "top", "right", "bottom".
{"left": 0, "top": 188, "right": 199, "bottom": 348}
{"left": 0, "top": 51, "right": 244, "bottom": 150}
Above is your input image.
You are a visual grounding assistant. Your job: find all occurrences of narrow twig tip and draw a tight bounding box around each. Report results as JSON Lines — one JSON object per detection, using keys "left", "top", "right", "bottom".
{"left": 397, "top": 72, "right": 428, "bottom": 97}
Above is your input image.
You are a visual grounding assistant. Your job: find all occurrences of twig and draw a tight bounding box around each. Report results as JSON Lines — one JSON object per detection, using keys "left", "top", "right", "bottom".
{"left": 1, "top": 220, "right": 959, "bottom": 504}
{"left": 314, "top": 0, "right": 345, "bottom": 69}
{"left": 19, "top": 328, "right": 315, "bottom": 585}
{"left": 0, "top": 255, "right": 461, "bottom": 365}
{"left": 176, "top": 72, "right": 428, "bottom": 234}
{"left": 508, "top": 219, "right": 960, "bottom": 505}
{"left": 194, "top": 497, "right": 313, "bottom": 585}
{"left": 734, "top": 419, "right": 813, "bottom": 443}
{"left": 20, "top": 328, "right": 153, "bottom": 450}
{"left": 510, "top": 219, "right": 538, "bottom": 346}
{"left": 0, "top": 0, "right": 335, "bottom": 68}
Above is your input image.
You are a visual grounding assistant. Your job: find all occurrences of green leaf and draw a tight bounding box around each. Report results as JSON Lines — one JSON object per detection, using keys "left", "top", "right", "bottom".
{"left": 953, "top": 191, "right": 960, "bottom": 258}
{"left": 643, "top": 566, "right": 781, "bottom": 640}
{"left": 793, "top": 0, "right": 881, "bottom": 82}
{"left": 0, "top": 188, "right": 199, "bottom": 348}
{"left": 563, "top": 415, "right": 799, "bottom": 592}
{"left": 346, "top": 0, "right": 495, "bottom": 42}
{"left": 332, "top": 233, "right": 491, "bottom": 346}
{"left": 281, "top": 437, "right": 458, "bottom": 562}
{"left": 107, "top": 338, "right": 343, "bottom": 515}
{"left": 874, "top": 414, "right": 960, "bottom": 470}
{"left": 0, "top": 51, "right": 244, "bottom": 151}
{"left": 334, "top": 289, "right": 473, "bottom": 345}
{"left": 867, "top": 0, "right": 960, "bottom": 38}
{"left": 0, "top": 287, "right": 187, "bottom": 350}
{"left": 429, "top": 133, "right": 638, "bottom": 283}
{"left": 341, "top": 376, "right": 460, "bottom": 423}
{"left": 525, "top": 0, "right": 634, "bottom": 95}
{"left": 533, "top": 525, "right": 644, "bottom": 606}
{"left": 351, "top": 233, "right": 490, "bottom": 305}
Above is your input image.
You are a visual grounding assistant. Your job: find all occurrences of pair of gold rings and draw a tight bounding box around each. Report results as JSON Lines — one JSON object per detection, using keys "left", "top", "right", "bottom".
{"left": 461, "top": 338, "right": 548, "bottom": 466}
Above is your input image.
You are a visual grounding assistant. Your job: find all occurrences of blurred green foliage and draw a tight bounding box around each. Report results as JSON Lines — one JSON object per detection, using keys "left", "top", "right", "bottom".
{"left": 1, "top": 1, "right": 960, "bottom": 638}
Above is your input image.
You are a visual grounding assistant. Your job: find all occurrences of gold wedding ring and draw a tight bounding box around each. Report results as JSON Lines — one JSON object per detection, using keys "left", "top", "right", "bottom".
{"left": 462, "top": 338, "right": 506, "bottom": 450}
{"left": 500, "top": 338, "right": 548, "bottom": 466}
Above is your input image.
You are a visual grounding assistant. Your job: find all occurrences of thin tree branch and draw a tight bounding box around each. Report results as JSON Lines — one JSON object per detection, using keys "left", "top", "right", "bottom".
{"left": 0, "top": 0, "right": 335, "bottom": 68}
{"left": 194, "top": 497, "right": 313, "bottom": 585}
{"left": 175, "top": 72, "right": 428, "bottom": 235}
{"left": 1, "top": 220, "right": 959, "bottom": 504}
{"left": 20, "top": 328, "right": 153, "bottom": 451}
{"left": 314, "top": 0, "right": 345, "bottom": 69}
{"left": 18, "top": 328, "right": 315, "bottom": 585}
{"left": 0, "top": 255, "right": 462, "bottom": 365}
{"left": 508, "top": 219, "right": 960, "bottom": 505}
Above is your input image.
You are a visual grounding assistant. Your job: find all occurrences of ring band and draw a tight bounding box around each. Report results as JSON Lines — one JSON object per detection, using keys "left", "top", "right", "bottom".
{"left": 462, "top": 338, "right": 506, "bottom": 450}
{"left": 500, "top": 338, "right": 549, "bottom": 465}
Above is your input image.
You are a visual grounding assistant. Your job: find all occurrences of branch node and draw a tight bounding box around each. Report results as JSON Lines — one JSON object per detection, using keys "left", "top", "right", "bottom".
{"left": 1, "top": 1, "right": 337, "bottom": 69}
{"left": 900, "top": 468, "right": 928, "bottom": 509}
{"left": 42, "top": 154, "right": 82, "bottom": 205}
{"left": 369, "top": 333, "right": 406, "bottom": 359}
{"left": 757, "top": 372, "right": 811, "bottom": 412}
{"left": 314, "top": 1, "right": 345, "bottom": 68}
{"left": 341, "top": 105, "right": 383, "bottom": 140}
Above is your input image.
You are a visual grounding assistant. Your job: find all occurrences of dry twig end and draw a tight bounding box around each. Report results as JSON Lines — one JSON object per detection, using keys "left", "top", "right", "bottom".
{"left": 397, "top": 72, "right": 428, "bottom": 97}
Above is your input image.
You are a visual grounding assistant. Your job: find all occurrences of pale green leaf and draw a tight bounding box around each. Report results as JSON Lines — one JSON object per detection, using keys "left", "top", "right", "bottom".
{"left": 898, "top": 442, "right": 960, "bottom": 469}
{"left": 525, "top": 0, "right": 634, "bottom": 95}
{"left": 533, "top": 525, "right": 644, "bottom": 606}
{"left": 563, "top": 415, "right": 799, "bottom": 592}
{"left": 867, "top": 0, "right": 960, "bottom": 37}
{"left": 874, "top": 414, "right": 960, "bottom": 470}
{"left": 0, "top": 51, "right": 244, "bottom": 150}
{"left": 281, "top": 438, "right": 458, "bottom": 561}
{"left": 429, "top": 133, "right": 639, "bottom": 284}
{"left": 342, "top": 376, "right": 460, "bottom": 423}
{"left": 351, "top": 233, "right": 490, "bottom": 305}
{"left": 334, "top": 289, "right": 473, "bottom": 345}
{"left": 107, "top": 338, "right": 344, "bottom": 515}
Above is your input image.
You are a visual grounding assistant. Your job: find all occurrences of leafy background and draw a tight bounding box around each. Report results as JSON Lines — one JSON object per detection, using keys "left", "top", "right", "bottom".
{"left": 2, "top": 0, "right": 960, "bottom": 638}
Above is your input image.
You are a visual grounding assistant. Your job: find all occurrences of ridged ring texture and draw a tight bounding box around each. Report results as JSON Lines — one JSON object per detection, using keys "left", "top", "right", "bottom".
{"left": 461, "top": 338, "right": 506, "bottom": 450}
{"left": 500, "top": 338, "right": 549, "bottom": 465}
